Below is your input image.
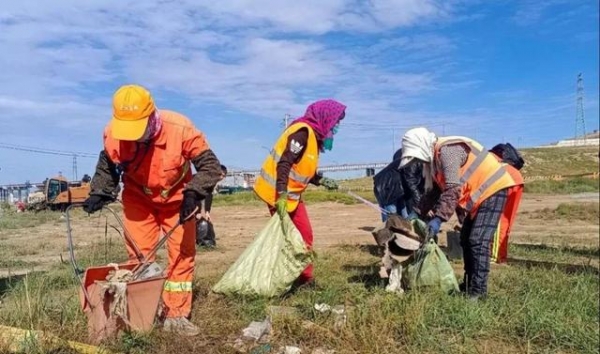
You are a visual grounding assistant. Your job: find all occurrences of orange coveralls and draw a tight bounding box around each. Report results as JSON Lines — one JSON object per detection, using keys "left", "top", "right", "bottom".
{"left": 104, "top": 110, "right": 210, "bottom": 318}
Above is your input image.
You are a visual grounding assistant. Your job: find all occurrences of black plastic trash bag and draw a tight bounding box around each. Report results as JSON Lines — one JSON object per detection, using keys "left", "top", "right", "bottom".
{"left": 196, "top": 219, "right": 216, "bottom": 247}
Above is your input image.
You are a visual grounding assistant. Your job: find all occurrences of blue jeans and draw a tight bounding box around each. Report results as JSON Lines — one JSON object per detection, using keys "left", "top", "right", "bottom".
{"left": 379, "top": 200, "right": 408, "bottom": 222}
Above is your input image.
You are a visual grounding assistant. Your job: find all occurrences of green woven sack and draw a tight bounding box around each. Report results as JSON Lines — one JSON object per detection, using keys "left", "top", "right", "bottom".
{"left": 212, "top": 213, "right": 313, "bottom": 297}
{"left": 402, "top": 220, "right": 460, "bottom": 294}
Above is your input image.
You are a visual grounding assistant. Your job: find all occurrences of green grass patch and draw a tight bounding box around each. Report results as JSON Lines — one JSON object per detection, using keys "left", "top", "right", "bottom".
{"left": 509, "top": 243, "right": 600, "bottom": 265}
{"left": 524, "top": 178, "right": 599, "bottom": 194}
{"left": 211, "top": 189, "right": 376, "bottom": 207}
{"left": 210, "top": 179, "right": 598, "bottom": 205}
{"left": 202, "top": 244, "right": 600, "bottom": 353}
{"left": 520, "top": 146, "right": 599, "bottom": 177}
{"left": 1, "top": 242, "right": 598, "bottom": 353}
{"left": 522, "top": 202, "right": 600, "bottom": 223}
{"left": 0, "top": 259, "right": 40, "bottom": 269}
{"left": 0, "top": 210, "right": 60, "bottom": 231}
{"left": 211, "top": 191, "right": 263, "bottom": 207}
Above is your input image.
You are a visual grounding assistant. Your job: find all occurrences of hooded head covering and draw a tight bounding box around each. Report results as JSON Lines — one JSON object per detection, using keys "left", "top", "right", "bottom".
{"left": 291, "top": 99, "right": 346, "bottom": 142}
{"left": 399, "top": 127, "right": 438, "bottom": 191}
{"left": 399, "top": 127, "right": 437, "bottom": 168}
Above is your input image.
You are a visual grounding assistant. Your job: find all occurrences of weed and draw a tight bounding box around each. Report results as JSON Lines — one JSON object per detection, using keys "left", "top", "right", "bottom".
{"left": 1, "top": 232, "right": 598, "bottom": 353}
{"left": 524, "top": 178, "right": 599, "bottom": 194}
{"left": 211, "top": 190, "right": 375, "bottom": 207}
{"left": 520, "top": 146, "right": 599, "bottom": 177}
{"left": 0, "top": 210, "right": 60, "bottom": 231}
{"left": 523, "top": 202, "right": 600, "bottom": 223}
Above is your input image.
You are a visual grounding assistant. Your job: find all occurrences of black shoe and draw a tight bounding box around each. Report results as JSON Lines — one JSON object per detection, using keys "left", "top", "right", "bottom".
{"left": 197, "top": 242, "right": 216, "bottom": 250}
{"left": 293, "top": 277, "right": 316, "bottom": 290}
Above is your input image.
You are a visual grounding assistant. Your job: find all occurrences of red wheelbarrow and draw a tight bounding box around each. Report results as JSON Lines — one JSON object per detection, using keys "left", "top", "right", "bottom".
{"left": 66, "top": 205, "right": 166, "bottom": 345}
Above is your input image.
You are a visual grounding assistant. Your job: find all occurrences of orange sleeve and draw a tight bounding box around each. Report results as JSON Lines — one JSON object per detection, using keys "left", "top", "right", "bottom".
{"left": 182, "top": 126, "right": 210, "bottom": 160}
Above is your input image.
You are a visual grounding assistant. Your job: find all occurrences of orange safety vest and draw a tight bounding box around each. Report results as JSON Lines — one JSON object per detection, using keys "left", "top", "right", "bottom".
{"left": 103, "top": 110, "right": 209, "bottom": 204}
{"left": 253, "top": 122, "right": 319, "bottom": 212}
{"left": 433, "top": 136, "right": 519, "bottom": 215}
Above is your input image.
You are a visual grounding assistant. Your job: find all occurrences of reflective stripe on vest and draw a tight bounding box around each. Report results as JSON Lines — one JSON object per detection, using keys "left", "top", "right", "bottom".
{"left": 253, "top": 122, "right": 319, "bottom": 212}
{"left": 465, "top": 167, "right": 507, "bottom": 210}
{"left": 164, "top": 280, "right": 192, "bottom": 292}
{"left": 434, "top": 136, "right": 517, "bottom": 213}
{"left": 266, "top": 150, "right": 313, "bottom": 185}
{"left": 258, "top": 169, "right": 302, "bottom": 200}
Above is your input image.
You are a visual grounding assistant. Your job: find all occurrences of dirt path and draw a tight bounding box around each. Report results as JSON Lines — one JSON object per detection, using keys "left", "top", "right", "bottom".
{"left": 1, "top": 194, "right": 598, "bottom": 278}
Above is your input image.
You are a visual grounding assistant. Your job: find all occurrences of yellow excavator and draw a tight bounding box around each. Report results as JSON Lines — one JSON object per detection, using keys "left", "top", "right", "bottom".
{"left": 27, "top": 175, "right": 91, "bottom": 212}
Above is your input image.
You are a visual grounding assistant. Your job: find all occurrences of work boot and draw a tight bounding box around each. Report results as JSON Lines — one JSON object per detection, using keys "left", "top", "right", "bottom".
{"left": 162, "top": 317, "right": 201, "bottom": 336}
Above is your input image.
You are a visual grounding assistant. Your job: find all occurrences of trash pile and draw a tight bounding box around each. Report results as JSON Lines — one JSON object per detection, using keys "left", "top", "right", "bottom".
{"left": 227, "top": 306, "right": 340, "bottom": 354}
{"left": 97, "top": 264, "right": 134, "bottom": 325}
{"left": 372, "top": 214, "right": 459, "bottom": 294}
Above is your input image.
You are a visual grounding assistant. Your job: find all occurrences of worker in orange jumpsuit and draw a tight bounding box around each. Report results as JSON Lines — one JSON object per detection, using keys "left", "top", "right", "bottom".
{"left": 488, "top": 143, "right": 525, "bottom": 263}
{"left": 253, "top": 99, "right": 346, "bottom": 288}
{"left": 83, "top": 84, "right": 223, "bottom": 336}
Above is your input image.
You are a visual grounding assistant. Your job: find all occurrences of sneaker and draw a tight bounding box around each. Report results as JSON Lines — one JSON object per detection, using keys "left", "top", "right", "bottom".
{"left": 163, "top": 317, "right": 201, "bottom": 336}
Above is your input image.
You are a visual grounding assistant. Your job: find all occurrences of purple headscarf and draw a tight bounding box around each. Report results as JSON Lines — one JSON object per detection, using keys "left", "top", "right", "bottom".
{"left": 291, "top": 99, "right": 346, "bottom": 141}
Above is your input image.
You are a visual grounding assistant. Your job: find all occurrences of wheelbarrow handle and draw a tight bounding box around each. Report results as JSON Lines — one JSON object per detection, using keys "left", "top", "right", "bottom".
{"left": 101, "top": 205, "right": 146, "bottom": 263}
{"left": 65, "top": 204, "right": 94, "bottom": 308}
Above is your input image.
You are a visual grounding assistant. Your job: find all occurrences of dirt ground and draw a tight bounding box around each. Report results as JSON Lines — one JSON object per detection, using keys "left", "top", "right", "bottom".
{"left": 1, "top": 193, "right": 598, "bottom": 278}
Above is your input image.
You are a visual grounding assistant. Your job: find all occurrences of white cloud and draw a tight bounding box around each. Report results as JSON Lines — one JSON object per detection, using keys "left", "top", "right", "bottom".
{"left": 0, "top": 1, "right": 450, "bottom": 120}
{"left": 9, "top": 0, "right": 576, "bottom": 183}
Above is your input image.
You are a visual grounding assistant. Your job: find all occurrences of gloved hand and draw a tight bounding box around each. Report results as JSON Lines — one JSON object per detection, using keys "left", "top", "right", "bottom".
{"left": 275, "top": 192, "right": 288, "bottom": 219}
{"left": 180, "top": 190, "right": 202, "bottom": 224}
{"left": 427, "top": 217, "right": 443, "bottom": 242}
{"left": 320, "top": 177, "right": 338, "bottom": 190}
{"left": 82, "top": 195, "right": 111, "bottom": 214}
{"left": 406, "top": 210, "right": 419, "bottom": 221}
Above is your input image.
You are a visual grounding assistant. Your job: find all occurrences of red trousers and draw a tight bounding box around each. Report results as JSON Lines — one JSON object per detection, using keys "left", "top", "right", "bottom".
{"left": 269, "top": 201, "right": 314, "bottom": 282}
{"left": 491, "top": 184, "right": 523, "bottom": 263}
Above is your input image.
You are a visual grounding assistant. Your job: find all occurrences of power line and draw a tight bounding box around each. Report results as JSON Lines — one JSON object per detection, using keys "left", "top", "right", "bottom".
{"left": 0, "top": 143, "right": 98, "bottom": 158}
{"left": 0, "top": 143, "right": 98, "bottom": 181}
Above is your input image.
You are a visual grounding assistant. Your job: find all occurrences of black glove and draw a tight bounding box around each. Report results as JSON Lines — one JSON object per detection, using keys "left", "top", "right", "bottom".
{"left": 83, "top": 195, "right": 111, "bottom": 214}
{"left": 180, "top": 190, "right": 202, "bottom": 224}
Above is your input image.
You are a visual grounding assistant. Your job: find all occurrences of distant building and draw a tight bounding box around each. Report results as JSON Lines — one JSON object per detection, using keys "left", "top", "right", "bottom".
{"left": 542, "top": 130, "right": 600, "bottom": 147}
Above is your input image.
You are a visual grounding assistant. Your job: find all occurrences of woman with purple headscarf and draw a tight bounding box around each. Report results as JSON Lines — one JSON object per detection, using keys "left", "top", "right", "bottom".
{"left": 253, "top": 99, "right": 347, "bottom": 288}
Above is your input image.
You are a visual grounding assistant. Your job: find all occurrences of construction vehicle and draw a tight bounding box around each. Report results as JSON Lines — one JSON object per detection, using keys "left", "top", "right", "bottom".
{"left": 27, "top": 175, "right": 91, "bottom": 211}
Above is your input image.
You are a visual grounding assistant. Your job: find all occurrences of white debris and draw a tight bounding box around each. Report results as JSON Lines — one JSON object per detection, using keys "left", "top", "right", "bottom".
{"left": 241, "top": 318, "right": 271, "bottom": 342}
{"left": 385, "top": 264, "right": 405, "bottom": 294}
{"left": 280, "top": 346, "right": 301, "bottom": 354}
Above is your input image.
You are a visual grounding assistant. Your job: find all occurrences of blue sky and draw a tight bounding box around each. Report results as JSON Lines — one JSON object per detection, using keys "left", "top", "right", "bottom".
{"left": 0, "top": 0, "right": 598, "bottom": 185}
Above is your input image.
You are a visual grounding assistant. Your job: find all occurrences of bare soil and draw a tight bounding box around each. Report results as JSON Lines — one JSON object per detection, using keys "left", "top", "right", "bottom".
{"left": 1, "top": 193, "right": 598, "bottom": 278}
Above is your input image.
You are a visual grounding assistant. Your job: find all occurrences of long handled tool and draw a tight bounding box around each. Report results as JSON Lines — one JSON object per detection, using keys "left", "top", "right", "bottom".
{"left": 345, "top": 190, "right": 391, "bottom": 215}
{"left": 130, "top": 206, "right": 199, "bottom": 280}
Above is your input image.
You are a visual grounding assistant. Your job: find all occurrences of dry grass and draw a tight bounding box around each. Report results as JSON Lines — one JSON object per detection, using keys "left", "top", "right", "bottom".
{"left": 1, "top": 241, "right": 598, "bottom": 354}
{"left": 522, "top": 202, "right": 599, "bottom": 224}
{"left": 519, "top": 146, "right": 599, "bottom": 177}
